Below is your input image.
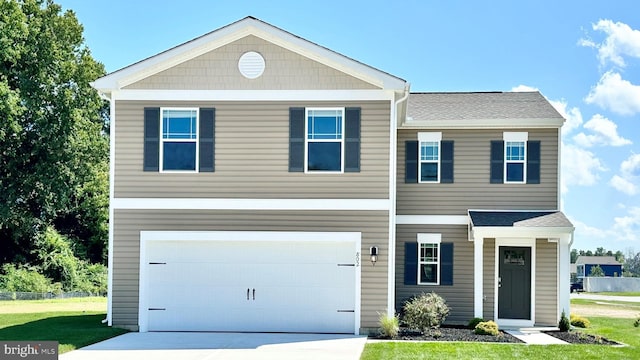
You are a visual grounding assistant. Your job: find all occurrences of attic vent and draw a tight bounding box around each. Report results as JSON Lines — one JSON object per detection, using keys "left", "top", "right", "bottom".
{"left": 238, "top": 51, "right": 265, "bottom": 79}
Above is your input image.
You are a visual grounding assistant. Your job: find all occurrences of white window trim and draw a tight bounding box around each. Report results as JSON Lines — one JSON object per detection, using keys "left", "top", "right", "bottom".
{"left": 418, "top": 132, "right": 442, "bottom": 184}
{"left": 503, "top": 132, "right": 528, "bottom": 184}
{"left": 417, "top": 233, "right": 442, "bottom": 285}
{"left": 304, "top": 107, "right": 345, "bottom": 174}
{"left": 160, "top": 107, "right": 199, "bottom": 173}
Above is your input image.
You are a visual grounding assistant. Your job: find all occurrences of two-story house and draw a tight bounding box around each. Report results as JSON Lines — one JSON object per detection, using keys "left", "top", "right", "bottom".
{"left": 92, "top": 17, "right": 574, "bottom": 335}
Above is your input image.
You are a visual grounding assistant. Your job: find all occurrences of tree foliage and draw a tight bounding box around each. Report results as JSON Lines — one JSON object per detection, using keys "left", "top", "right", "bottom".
{"left": 0, "top": 0, "right": 107, "bottom": 265}
{"left": 588, "top": 265, "right": 605, "bottom": 277}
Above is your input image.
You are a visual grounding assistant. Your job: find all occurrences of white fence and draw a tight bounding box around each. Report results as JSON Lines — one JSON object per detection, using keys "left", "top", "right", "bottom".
{"left": 583, "top": 277, "right": 640, "bottom": 292}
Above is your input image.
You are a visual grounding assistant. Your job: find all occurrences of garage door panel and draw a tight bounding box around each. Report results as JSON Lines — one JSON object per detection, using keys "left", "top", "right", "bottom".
{"left": 144, "top": 238, "right": 357, "bottom": 333}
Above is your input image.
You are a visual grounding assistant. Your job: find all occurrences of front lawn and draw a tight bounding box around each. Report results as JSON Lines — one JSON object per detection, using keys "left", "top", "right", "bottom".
{"left": 0, "top": 298, "right": 128, "bottom": 354}
{"left": 362, "top": 317, "right": 638, "bottom": 359}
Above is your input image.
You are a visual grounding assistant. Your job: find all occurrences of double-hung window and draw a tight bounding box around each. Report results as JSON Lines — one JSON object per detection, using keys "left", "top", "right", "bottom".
{"left": 504, "top": 132, "right": 527, "bottom": 183}
{"left": 161, "top": 108, "right": 198, "bottom": 172}
{"left": 305, "top": 108, "right": 344, "bottom": 172}
{"left": 418, "top": 132, "right": 442, "bottom": 183}
{"left": 418, "top": 234, "right": 441, "bottom": 285}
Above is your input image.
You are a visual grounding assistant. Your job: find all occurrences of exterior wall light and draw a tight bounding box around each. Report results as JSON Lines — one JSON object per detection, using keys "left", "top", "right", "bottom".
{"left": 370, "top": 246, "right": 379, "bottom": 265}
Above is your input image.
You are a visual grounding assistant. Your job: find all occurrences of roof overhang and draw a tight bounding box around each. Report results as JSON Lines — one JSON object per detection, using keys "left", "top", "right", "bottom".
{"left": 400, "top": 118, "right": 565, "bottom": 130}
{"left": 91, "top": 17, "right": 407, "bottom": 94}
{"left": 468, "top": 209, "right": 575, "bottom": 241}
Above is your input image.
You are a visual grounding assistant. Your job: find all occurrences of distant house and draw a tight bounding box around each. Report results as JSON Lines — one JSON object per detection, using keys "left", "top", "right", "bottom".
{"left": 575, "top": 256, "right": 623, "bottom": 277}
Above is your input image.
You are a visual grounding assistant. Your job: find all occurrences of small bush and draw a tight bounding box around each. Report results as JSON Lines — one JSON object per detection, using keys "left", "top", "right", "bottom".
{"left": 570, "top": 314, "right": 590, "bottom": 328}
{"left": 402, "top": 292, "right": 450, "bottom": 332}
{"left": 468, "top": 317, "right": 484, "bottom": 329}
{"left": 559, "top": 310, "right": 570, "bottom": 332}
{"left": 0, "top": 264, "right": 54, "bottom": 293}
{"left": 634, "top": 315, "right": 640, "bottom": 328}
{"left": 474, "top": 320, "right": 499, "bottom": 336}
{"left": 378, "top": 312, "right": 399, "bottom": 338}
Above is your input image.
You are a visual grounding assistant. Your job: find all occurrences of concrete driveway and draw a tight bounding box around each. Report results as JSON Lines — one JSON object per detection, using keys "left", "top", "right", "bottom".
{"left": 60, "top": 332, "right": 367, "bottom": 360}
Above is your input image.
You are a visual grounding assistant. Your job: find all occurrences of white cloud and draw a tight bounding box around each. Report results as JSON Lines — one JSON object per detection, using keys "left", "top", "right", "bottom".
{"left": 613, "top": 207, "right": 640, "bottom": 242}
{"left": 585, "top": 71, "right": 640, "bottom": 115}
{"left": 610, "top": 175, "right": 637, "bottom": 195}
{"left": 561, "top": 142, "right": 606, "bottom": 193}
{"left": 549, "top": 99, "right": 583, "bottom": 135}
{"left": 511, "top": 85, "right": 539, "bottom": 92}
{"left": 589, "top": 20, "right": 640, "bottom": 67}
{"left": 621, "top": 153, "right": 640, "bottom": 177}
{"left": 572, "top": 114, "right": 631, "bottom": 147}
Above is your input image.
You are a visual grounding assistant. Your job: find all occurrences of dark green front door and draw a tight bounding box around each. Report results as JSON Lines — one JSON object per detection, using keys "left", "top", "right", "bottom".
{"left": 498, "top": 246, "right": 531, "bottom": 319}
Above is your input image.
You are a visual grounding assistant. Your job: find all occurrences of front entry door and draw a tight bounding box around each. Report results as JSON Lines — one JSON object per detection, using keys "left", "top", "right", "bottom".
{"left": 498, "top": 246, "right": 531, "bottom": 319}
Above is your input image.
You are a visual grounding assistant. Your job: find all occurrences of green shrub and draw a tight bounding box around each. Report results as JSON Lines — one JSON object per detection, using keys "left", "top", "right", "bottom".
{"left": 634, "top": 315, "right": 640, "bottom": 328}
{"left": 378, "top": 312, "right": 400, "bottom": 338}
{"left": 402, "top": 292, "right": 450, "bottom": 332}
{"left": 468, "top": 317, "right": 484, "bottom": 329}
{"left": 570, "top": 313, "right": 590, "bottom": 328}
{"left": 474, "top": 320, "right": 499, "bottom": 336}
{"left": 559, "top": 310, "right": 570, "bottom": 332}
{"left": 0, "top": 264, "right": 53, "bottom": 293}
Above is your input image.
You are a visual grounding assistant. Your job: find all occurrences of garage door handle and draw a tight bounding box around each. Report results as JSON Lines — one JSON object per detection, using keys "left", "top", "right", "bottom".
{"left": 247, "top": 288, "right": 250, "bottom": 300}
{"left": 253, "top": 288, "right": 256, "bottom": 300}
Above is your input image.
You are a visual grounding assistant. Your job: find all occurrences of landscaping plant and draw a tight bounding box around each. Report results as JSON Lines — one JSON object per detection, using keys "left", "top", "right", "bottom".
{"left": 570, "top": 313, "right": 590, "bottom": 328}
{"left": 402, "top": 292, "right": 450, "bottom": 332}
{"left": 378, "top": 312, "right": 400, "bottom": 338}
{"left": 474, "top": 320, "right": 499, "bottom": 336}
{"left": 559, "top": 310, "right": 570, "bottom": 332}
{"left": 634, "top": 315, "right": 639, "bottom": 328}
{"left": 467, "top": 317, "right": 484, "bottom": 329}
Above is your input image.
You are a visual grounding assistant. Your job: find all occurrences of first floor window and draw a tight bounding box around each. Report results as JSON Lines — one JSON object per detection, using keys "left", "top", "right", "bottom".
{"left": 306, "top": 108, "right": 344, "bottom": 172}
{"left": 161, "top": 108, "right": 198, "bottom": 171}
{"left": 418, "top": 234, "right": 441, "bottom": 285}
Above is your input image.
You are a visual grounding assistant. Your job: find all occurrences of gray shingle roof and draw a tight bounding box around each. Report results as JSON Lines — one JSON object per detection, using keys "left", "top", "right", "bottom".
{"left": 469, "top": 210, "right": 573, "bottom": 227}
{"left": 407, "top": 91, "right": 564, "bottom": 122}
{"left": 575, "top": 256, "right": 621, "bottom": 265}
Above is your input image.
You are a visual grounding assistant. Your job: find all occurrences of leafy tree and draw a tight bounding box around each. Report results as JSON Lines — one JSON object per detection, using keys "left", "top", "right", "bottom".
{"left": 570, "top": 248, "right": 578, "bottom": 263}
{"left": 595, "top": 247, "right": 605, "bottom": 256}
{"left": 588, "top": 265, "right": 605, "bottom": 277}
{"left": 625, "top": 249, "right": 640, "bottom": 277}
{"left": 614, "top": 250, "right": 625, "bottom": 263}
{"left": 0, "top": 0, "right": 107, "bottom": 264}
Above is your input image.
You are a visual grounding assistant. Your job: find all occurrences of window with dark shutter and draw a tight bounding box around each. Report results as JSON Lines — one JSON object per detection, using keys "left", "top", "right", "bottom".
{"left": 527, "top": 141, "right": 540, "bottom": 184}
{"left": 490, "top": 140, "right": 504, "bottom": 183}
{"left": 404, "top": 242, "right": 418, "bottom": 285}
{"left": 405, "top": 141, "right": 418, "bottom": 183}
{"left": 441, "top": 140, "right": 454, "bottom": 183}
{"left": 440, "top": 243, "right": 454, "bottom": 286}
{"left": 289, "top": 107, "right": 305, "bottom": 172}
{"left": 199, "top": 108, "right": 215, "bottom": 172}
{"left": 143, "top": 107, "right": 160, "bottom": 172}
{"left": 344, "top": 107, "right": 361, "bottom": 172}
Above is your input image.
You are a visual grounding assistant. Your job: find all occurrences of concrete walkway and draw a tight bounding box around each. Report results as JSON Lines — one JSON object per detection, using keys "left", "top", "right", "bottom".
{"left": 505, "top": 329, "right": 568, "bottom": 345}
{"left": 60, "top": 332, "right": 367, "bottom": 360}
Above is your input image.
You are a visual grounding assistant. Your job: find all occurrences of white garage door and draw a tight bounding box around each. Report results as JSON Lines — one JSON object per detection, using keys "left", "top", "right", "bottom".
{"left": 141, "top": 236, "right": 357, "bottom": 333}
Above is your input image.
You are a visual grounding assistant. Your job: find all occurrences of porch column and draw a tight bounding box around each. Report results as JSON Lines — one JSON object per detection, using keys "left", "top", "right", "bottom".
{"left": 558, "top": 234, "right": 572, "bottom": 319}
{"left": 473, "top": 235, "right": 484, "bottom": 318}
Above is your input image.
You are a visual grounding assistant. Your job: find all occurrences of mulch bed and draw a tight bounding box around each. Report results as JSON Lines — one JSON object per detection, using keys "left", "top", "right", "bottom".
{"left": 374, "top": 326, "right": 522, "bottom": 343}
{"left": 544, "top": 330, "right": 621, "bottom": 345}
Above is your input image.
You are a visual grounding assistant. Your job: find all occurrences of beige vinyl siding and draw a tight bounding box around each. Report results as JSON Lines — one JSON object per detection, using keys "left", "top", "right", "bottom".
{"left": 397, "top": 129, "right": 559, "bottom": 215}
{"left": 483, "top": 238, "right": 495, "bottom": 319}
{"left": 114, "top": 100, "right": 390, "bottom": 199}
{"left": 111, "top": 209, "right": 389, "bottom": 330}
{"left": 535, "top": 239, "right": 558, "bottom": 325}
{"left": 124, "top": 35, "right": 378, "bottom": 90}
{"left": 395, "top": 225, "right": 473, "bottom": 324}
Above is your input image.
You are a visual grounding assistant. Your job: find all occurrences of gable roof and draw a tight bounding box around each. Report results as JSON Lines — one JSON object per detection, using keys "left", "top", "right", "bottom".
{"left": 469, "top": 210, "right": 573, "bottom": 228}
{"left": 402, "top": 91, "right": 565, "bottom": 129}
{"left": 575, "top": 256, "right": 621, "bottom": 265}
{"left": 92, "top": 16, "right": 407, "bottom": 93}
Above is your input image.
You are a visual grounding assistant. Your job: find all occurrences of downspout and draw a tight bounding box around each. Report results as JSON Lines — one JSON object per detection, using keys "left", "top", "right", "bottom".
{"left": 388, "top": 84, "right": 410, "bottom": 317}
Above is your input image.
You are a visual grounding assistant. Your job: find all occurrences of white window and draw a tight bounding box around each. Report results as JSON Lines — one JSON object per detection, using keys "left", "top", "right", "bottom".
{"left": 503, "top": 132, "right": 527, "bottom": 183}
{"left": 418, "top": 132, "right": 442, "bottom": 183}
{"left": 161, "top": 108, "right": 199, "bottom": 172}
{"left": 305, "top": 108, "right": 344, "bottom": 172}
{"left": 417, "top": 233, "right": 442, "bottom": 285}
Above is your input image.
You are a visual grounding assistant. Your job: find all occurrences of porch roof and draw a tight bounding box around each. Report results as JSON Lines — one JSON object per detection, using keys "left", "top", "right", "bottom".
{"left": 468, "top": 210, "right": 573, "bottom": 228}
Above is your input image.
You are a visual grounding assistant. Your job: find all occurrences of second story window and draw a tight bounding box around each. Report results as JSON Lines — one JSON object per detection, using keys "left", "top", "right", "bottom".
{"left": 161, "top": 108, "right": 198, "bottom": 172}
{"left": 490, "top": 131, "right": 540, "bottom": 184}
{"left": 418, "top": 132, "right": 442, "bottom": 183}
{"left": 505, "top": 141, "right": 526, "bottom": 183}
{"left": 306, "top": 108, "right": 344, "bottom": 172}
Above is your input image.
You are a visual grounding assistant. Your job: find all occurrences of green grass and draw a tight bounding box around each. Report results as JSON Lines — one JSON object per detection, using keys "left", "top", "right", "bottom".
{"left": 587, "top": 292, "right": 640, "bottom": 297}
{"left": 0, "top": 299, "right": 128, "bottom": 354}
{"left": 361, "top": 317, "right": 639, "bottom": 359}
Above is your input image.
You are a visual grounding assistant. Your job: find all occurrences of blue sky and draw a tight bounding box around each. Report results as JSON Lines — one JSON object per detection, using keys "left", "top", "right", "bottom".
{"left": 58, "top": 0, "right": 640, "bottom": 253}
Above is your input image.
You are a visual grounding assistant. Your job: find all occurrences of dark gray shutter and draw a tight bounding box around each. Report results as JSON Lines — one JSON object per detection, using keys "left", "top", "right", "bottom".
{"left": 405, "top": 141, "right": 418, "bottom": 183}
{"left": 527, "top": 140, "right": 540, "bottom": 184}
{"left": 199, "top": 108, "right": 215, "bottom": 172}
{"left": 404, "top": 242, "right": 418, "bottom": 285}
{"left": 440, "top": 243, "right": 454, "bottom": 286}
{"left": 344, "top": 107, "right": 361, "bottom": 172}
{"left": 441, "top": 140, "right": 454, "bottom": 183}
{"left": 490, "top": 140, "right": 504, "bottom": 183}
{"left": 143, "top": 107, "right": 160, "bottom": 172}
{"left": 289, "top": 108, "right": 305, "bottom": 172}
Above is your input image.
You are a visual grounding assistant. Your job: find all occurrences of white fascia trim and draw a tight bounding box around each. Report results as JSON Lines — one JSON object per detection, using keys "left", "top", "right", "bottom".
{"left": 472, "top": 226, "right": 574, "bottom": 240}
{"left": 396, "top": 215, "right": 469, "bottom": 225}
{"left": 113, "top": 198, "right": 390, "bottom": 211}
{"left": 112, "top": 89, "right": 394, "bottom": 102}
{"left": 400, "top": 118, "right": 564, "bottom": 129}
{"left": 106, "top": 93, "right": 116, "bottom": 326}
